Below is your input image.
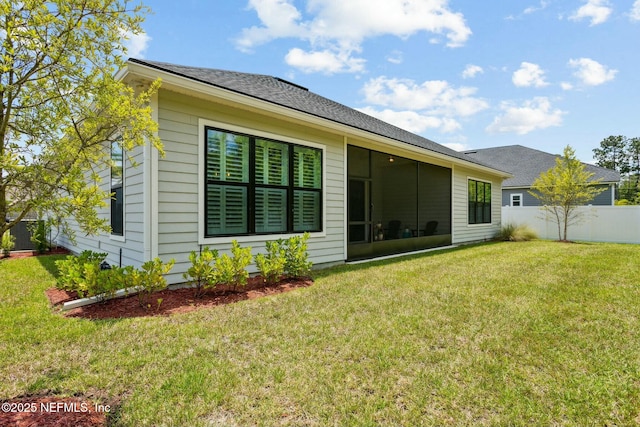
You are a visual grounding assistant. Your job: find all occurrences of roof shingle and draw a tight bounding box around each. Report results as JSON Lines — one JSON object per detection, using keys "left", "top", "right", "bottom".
{"left": 463, "top": 145, "right": 620, "bottom": 187}
{"left": 129, "top": 59, "right": 504, "bottom": 172}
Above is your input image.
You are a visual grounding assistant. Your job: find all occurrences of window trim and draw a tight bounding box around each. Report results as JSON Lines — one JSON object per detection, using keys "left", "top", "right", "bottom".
{"left": 198, "top": 118, "right": 326, "bottom": 245}
{"left": 467, "top": 177, "right": 492, "bottom": 226}
{"left": 110, "top": 141, "right": 125, "bottom": 241}
{"left": 510, "top": 193, "right": 523, "bottom": 207}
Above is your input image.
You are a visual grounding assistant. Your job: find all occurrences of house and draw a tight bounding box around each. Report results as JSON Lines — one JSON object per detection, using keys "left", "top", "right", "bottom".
{"left": 463, "top": 145, "right": 619, "bottom": 207}
{"left": 57, "top": 59, "right": 510, "bottom": 284}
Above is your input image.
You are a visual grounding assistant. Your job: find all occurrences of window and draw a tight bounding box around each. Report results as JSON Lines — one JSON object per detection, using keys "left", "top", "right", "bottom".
{"left": 511, "top": 193, "right": 522, "bottom": 207}
{"left": 205, "top": 127, "right": 322, "bottom": 237}
{"left": 468, "top": 179, "right": 491, "bottom": 224}
{"left": 111, "top": 141, "right": 124, "bottom": 236}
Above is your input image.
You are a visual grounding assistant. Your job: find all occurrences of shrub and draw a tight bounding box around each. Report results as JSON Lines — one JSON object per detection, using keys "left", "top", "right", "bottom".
{"left": 92, "top": 266, "right": 128, "bottom": 302}
{"left": 55, "top": 252, "right": 175, "bottom": 305}
{"left": 29, "top": 220, "right": 50, "bottom": 253}
{"left": 183, "top": 247, "right": 219, "bottom": 298}
{"left": 255, "top": 240, "right": 287, "bottom": 285}
{"left": 217, "top": 240, "right": 251, "bottom": 291}
{"left": 1, "top": 231, "right": 16, "bottom": 257}
{"left": 133, "top": 258, "right": 175, "bottom": 308}
{"left": 55, "top": 250, "right": 108, "bottom": 297}
{"left": 496, "top": 223, "right": 538, "bottom": 242}
{"left": 283, "top": 232, "right": 312, "bottom": 279}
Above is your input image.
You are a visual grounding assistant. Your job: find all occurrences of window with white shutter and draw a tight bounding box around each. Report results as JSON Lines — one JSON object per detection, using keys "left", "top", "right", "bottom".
{"left": 204, "top": 127, "right": 322, "bottom": 237}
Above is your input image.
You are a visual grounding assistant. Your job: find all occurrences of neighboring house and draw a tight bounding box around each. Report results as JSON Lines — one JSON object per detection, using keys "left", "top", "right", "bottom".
{"left": 57, "top": 59, "right": 510, "bottom": 284}
{"left": 463, "top": 145, "right": 619, "bottom": 207}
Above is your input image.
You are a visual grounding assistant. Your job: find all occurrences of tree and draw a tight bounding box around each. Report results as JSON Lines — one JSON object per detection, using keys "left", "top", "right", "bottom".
{"left": 592, "top": 135, "right": 640, "bottom": 202}
{"left": 623, "top": 137, "right": 640, "bottom": 202}
{"left": 529, "top": 145, "right": 606, "bottom": 241}
{"left": 0, "top": 0, "right": 162, "bottom": 239}
{"left": 592, "top": 135, "right": 629, "bottom": 175}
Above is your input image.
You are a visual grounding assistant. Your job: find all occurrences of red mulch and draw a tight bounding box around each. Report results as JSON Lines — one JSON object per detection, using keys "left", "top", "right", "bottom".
{"left": 4, "top": 274, "right": 312, "bottom": 427}
{"left": 46, "top": 276, "right": 313, "bottom": 320}
{"left": 3, "top": 247, "right": 70, "bottom": 259}
{"left": 0, "top": 395, "right": 110, "bottom": 427}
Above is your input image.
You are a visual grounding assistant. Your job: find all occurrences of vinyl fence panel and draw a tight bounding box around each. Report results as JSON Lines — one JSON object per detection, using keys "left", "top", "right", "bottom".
{"left": 502, "top": 206, "right": 640, "bottom": 244}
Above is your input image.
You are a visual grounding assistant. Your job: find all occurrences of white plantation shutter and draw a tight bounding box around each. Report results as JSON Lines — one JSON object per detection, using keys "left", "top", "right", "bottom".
{"left": 207, "top": 185, "right": 248, "bottom": 235}
{"left": 293, "top": 146, "right": 321, "bottom": 231}
{"left": 293, "top": 190, "right": 320, "bottom": 231}
{"left": 256, "top": 140, "right": 288, "bottom": 185}
{"left": 294, "top": 146, "right": 321, "bottom": 189}
{"left": 255, "top": 188, "right": 287, "bottom": 233}
{"left": 205, "top": 126, "right": 322, "bottom": 236}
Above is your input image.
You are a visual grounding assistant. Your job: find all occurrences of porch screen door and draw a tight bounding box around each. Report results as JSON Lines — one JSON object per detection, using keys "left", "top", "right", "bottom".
{"left": 348, "top": 179, "right": 372, "bottom": 244}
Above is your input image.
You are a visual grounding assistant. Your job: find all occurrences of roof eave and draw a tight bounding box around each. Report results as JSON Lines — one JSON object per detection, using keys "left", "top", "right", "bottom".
{"left": 123, "top": 60, "right": 511, "bottom": 178}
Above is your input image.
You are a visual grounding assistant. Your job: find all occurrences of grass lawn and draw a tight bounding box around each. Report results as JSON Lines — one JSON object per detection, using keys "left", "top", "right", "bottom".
{"left": 1, "top": 241, "right": 640, "bottom": 426}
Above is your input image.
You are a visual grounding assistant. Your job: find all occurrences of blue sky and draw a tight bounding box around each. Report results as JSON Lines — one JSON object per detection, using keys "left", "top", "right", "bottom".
{"left": 125, "top": 0, "right": 640, "bottom": 163}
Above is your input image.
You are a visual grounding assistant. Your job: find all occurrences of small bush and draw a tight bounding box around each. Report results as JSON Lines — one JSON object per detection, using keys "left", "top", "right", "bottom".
{"left": 183, "top": 247, "right": 219, "bottom": 298}
{"left": 283, "top": 233, "right": 312, "bottom": 279}
{"left": 217, "top": 240, "right": 252, "bottom": 291}
{"left": 92, "top": 267, "right": 128, "bottom": 302}
{"left": 30, "top": 220, "right": 50, "bottom": 253}
{"left": 1, "top": 231, "right": 16, "bottom": 257}
{"left": 133, "top": 258, "right": 175, "bottom": 308}
{"left": 55, "top": 250, "right": 108, "bottom": 297}
{"left": 255, "top": 240, "right": 287, "bottom": 285}
{"left": 496, "top": 223, "right": 538, "bottom": 242}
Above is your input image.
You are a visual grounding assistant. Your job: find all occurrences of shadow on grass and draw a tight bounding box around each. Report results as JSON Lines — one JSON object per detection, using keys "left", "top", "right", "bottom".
{"left": 312, "top": 241, "right": 496, "bottom": 280}
{"left": 36, "top": 253, "right": 66, "bottom": 278}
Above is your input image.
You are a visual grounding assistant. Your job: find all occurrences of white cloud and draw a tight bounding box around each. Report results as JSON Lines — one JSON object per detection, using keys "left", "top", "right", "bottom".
{"left": 235, "top": 0, "right": 302, "bottom": 52}
{"left": 512, "top": 62, "right": 549, "bottom": 88}
{"left": 569, "top": 0, "right": 612, "bottom": 26}
{"left": 486, "top": 97, "right": 565, "bottom": 135}
{"left": 443, "top": 141, "right": 468, "bottom": 151}
{"left": 358, "top": 76, "right": 488, "bottom": 135}
{"left": 357, "top": 107, "right": 460, "bottom": 134}
{"left": 568, "top": 57, "right": 617, "bottom": 86}
{"left": 524, "top": 1, "right": 549, "bottom": 14}
{"left": 362, "top": 76, "right": 488, "bottom": 117}
{"left": 285, "top": 48, "right": 365, "bottom": 74}
{"left": 237, "top": 0, "right": 472, "bottom": 73}
{"left": 560, "top": 81, "right": 574, "bottom": 90}
{"left": 630, "top": 0, "right": 640, "bottom": 21}
{"left": 121, "top": 30, "right": 151, "bottom": 58}
{"left": 386, "top": 50, "right": 403, "bottom": 65}
{"left": 462, "top": 64, "right": 483, "bottom": 79}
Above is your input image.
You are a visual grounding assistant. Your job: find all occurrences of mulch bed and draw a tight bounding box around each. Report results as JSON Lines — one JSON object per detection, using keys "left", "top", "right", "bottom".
{"left": 46, "top": 276, "right": 313, "bottom": 320}
{"left": 0, "top": 395, "right": 111, "bottom": 427}
{"left": 5, "top": 270, "right": 312, "bottom": 426}
{"left": 3, "top": 247, "right": 71, "bottom": 259}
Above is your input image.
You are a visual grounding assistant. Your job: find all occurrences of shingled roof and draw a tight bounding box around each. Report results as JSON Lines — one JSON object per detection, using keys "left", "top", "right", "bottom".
{"left": 129, "top": 59, "right": 505, "bottom": 172}
{"left": 463, "top": 145, "right": 620, "bottom": 188}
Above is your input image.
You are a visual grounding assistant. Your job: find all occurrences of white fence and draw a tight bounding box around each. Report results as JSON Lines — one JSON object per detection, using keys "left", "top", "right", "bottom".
{"left": 502, "top": 206, "right": 640, "bottom": 244}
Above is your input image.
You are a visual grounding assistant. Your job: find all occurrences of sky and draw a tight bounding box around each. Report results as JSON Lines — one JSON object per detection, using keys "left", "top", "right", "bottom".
{"left": 124, "top": 0, "right": 640, "bottom": 164}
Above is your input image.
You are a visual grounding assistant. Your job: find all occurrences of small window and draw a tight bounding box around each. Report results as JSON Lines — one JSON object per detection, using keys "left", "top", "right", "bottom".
{"left": 111, "top": 142, "right": 124, "bottom": 236}
{"left": 511, "top": 194, "right": 522, "bottom": 207}
{"left": 468, "top": 179, "right": 491, "bottom": 224}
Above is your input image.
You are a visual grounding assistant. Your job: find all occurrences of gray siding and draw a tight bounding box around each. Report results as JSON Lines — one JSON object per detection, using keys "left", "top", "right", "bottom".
{"left": 503, "top": 184, "right": 614, "bottom": 206}
{"left": 156, "top": 90, "right": 346, "bottom": 284}
{"left": 55, "top": 144, "right": 147, "bottom": 269}
{"left": 452, "top": 166, "right": 502, "bottom": 244}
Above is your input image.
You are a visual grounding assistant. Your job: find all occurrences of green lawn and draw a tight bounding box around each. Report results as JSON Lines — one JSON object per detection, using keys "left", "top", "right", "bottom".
{"left": 2, "top": 241, "right": 640, "bottom": 426}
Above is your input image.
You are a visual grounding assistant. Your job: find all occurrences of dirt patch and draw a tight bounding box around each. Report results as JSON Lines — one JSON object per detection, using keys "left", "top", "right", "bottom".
{"left": 0, "top": 395, "right": 111, "bottom": 427}
{"left": 47, "top": 276, "right": 313, "bottom": 320}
